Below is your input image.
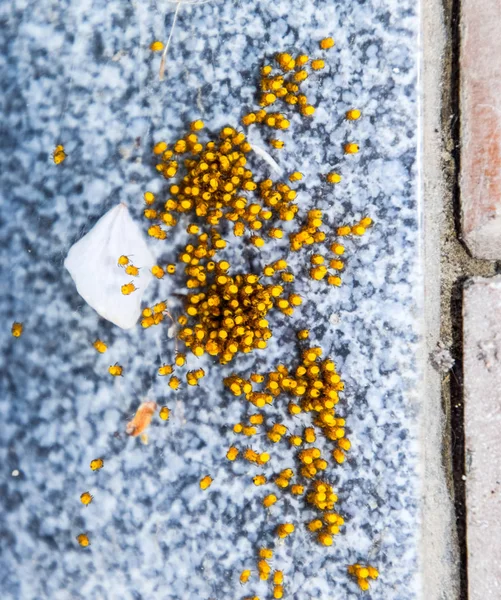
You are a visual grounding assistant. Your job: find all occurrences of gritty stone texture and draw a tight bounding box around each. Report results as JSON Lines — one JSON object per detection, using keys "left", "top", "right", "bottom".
{"left": 421, "top": 0, "right": 461, "bottom": 597}
{"left": 460, "top": 0, "right": 501, "bottom": 260}
{"left": 464, "top": 276, "right": 501, "bottom": 600}
{"left": 0, "top": 0, "right": 422, "bottom": 599}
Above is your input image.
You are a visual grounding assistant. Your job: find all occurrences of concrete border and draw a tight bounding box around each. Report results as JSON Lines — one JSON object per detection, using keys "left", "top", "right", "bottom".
{"left": 421, "top": 0, "right": 460, "bottom": 598}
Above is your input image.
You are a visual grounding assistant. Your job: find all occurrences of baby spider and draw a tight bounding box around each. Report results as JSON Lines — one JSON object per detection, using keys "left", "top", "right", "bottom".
{"left": 90, "top": 458, "right": 104, "bottom": 471}
{"left": 93, "top": 339, "right": 107, "bottom": 353}
{"left": 117, "top": 255, "right": 131, "bottom": 267}
{"left": 11, "top": 322, "right": 23, "bottom": 338}
{"left": 53, "top": 144, "right": 67, "bottom": 165}
{"left": 108, "top": 363, "right": 123, "bottom": 377}
{"left": 239, "top": 569, "right": 251, "bottom": 584}
{"left": 80, "top": 491, "right": 93, "bottom": 506}
{"left": 121, "top": 282, "right": 137, "bottom": 295}
{"left": 200, "top": 475, "right": 213, "bottom": 490}
{"left": 125, "top": 264, "right": 140, "bottom": 277}
{"left": 76, "top": 533, "right": 90, "bottom": 547}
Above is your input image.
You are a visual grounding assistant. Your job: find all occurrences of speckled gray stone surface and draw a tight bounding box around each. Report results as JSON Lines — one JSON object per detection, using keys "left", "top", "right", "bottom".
{"left": 0, "top": 0, "right": 421, "bottom": 598}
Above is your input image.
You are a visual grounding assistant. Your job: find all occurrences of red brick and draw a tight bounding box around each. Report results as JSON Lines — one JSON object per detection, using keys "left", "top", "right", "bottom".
{"left": 463, "top": 276, "right": 501, "bottom": 599}
{"left": 460, "top": 0, "right": 501, "bottom": 259}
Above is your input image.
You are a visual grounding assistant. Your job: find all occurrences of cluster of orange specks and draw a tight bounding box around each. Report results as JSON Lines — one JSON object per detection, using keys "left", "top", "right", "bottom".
{"left": 255, "top": 110, "right": 291, "bottom": 131}
{"left": 254, "top": 51, "right": 326, "bottom": 123}
{"left": 117, "top": 259, "right": 140, "bottom": 289}
{"left": 241, "top": 561, "right": 284, "bottom": 600}
{"left": 273, "top": 570, "right": 284, "bottom": 598}
{"left": 225, "top": 374, "right": 253, "bottom": 396}
{"left": 266, "top": 421, "right": 288, "bottom": 443}
{"left": 243, "top": 448, "right": 270, "bottom": 467}
{"left": 238, "top": 41, "right": 335, "bottom": 154}
{"left": 348, "top": 564, "right": 379, "bottom": 591}
{"left": 222, "top": 346, "right": 350, "bottom": 546}
{"left": 276, "top": 522, "right": 295, "bottom": 539}
{"left": 226, "top": 446, "right": 239, "bottom": 461}
{"left": 179, "top": 271, "right": 294, "bottom": 363}
{"left": 257, "top": 548, "right": 283, "bottom": 598}
{"left": 257, "top": 548, "right": 273, "bottom": 581}
{"left": 141, "top": 301, "right": 169, "bottom": 329}
{"left": 148, "top": 125, "right": 269, "bottom": 236}
{"left": 142, "top": 120, "right": 326, "bottom": 363}
{"left": 274, "top": 467, "right": 294, "bottom": 489}
{"left": 298, "top": 447, "right": 328, "bottom": 479}
{"left": 76, "top": 457, "right": 106, "bottom": 547}
{"left": 144, "top": 116, "right": 331, "bottom": 364}
{"left": 289, "top": 208, "right": 325, "bottom": 252}
{"left": 337, "top": 216, "right": 373, "bottom": 237}
{"left": 134, "top": 47, "right": 378, "bottom": 583}
{"left": 151, "top": 264, "right": 165, "bottom": 279}
{"left": 117, "top": 255, "right": 140, "bottom": 277}
{"left": 307, "top": 511, "right": 344, "bottom": 546}
{"left": 233, "top": 421, "right": 257, "bottom": 437}
{"left": 258, "top": 178, "right": 299, "bottom": 222}
{"left": 287, "top": 210, "right": 373, "bottom": 286}
{"left": 307, "top": 480, "right": 338, "bottom": 511}
{"left": 147, "top": 224, "right": 167, "bottom": 239}
{"left": 297, "top": 349, "right": 350, "bottom": 464}
{"left": 186, "top": 368, "right": 205, "bottom": 385}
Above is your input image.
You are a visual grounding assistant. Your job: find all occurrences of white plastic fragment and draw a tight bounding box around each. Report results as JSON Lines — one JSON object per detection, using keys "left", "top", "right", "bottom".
{"left": 249, "top": 143, "right": 283, "bottom": 174}
{"left": 64, "top": 203, "right": 156, "bottom": 329}
{"left": 246, "top": 131, "right": 283, "bottom": 174}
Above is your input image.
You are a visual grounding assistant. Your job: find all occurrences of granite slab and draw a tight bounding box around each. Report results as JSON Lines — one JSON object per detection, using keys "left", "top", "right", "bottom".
{"left": 0, "top": 0, "right": 421, "bottom": 598}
